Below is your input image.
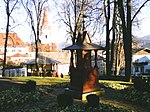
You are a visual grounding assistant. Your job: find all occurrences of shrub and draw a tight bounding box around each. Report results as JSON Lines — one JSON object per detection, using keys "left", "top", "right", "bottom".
{"left": 57, "top": 92, "right": 73, "bottom": 107}
{"left": 0, "top": 88, "right": 42, "bottom": 111}
{"left": 20, "top": 84, "right": 30, "bottom": 92}
{"left": 20, "top": 80, "right": 36, "bottom": 92}
{"left": 86, "top": 94, "right": 99, "bottom": 107}
{"left": 133, "top": 78, "right": 149, "bottom": 92}
{"left": 27, "top": 80, "right": 36, "bottom": 91}
{"left": 119, "top": 87, "right": 150, "bottom": 106}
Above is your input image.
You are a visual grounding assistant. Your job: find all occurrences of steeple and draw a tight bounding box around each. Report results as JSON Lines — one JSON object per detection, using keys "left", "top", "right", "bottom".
{"left": 42, "top": 8, "right": 49, "bottom": 30}
{"left": 40, "top": 7, "right": 51, "bottom": 44}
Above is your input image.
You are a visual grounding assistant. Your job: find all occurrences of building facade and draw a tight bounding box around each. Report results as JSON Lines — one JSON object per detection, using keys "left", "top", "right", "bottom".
{"left": 0, "top": 33, "right": 28, "bottom": 56}
{"left": 132, "top": 48, "right": 150, "bottom": 76}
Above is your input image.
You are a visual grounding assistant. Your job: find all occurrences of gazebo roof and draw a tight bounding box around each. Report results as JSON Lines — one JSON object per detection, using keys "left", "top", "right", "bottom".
{"left": 24, "top": 57, "right": 60, "bottom": 65}
{"left": 63, "top": 43, "right": 105, "bottom": 50}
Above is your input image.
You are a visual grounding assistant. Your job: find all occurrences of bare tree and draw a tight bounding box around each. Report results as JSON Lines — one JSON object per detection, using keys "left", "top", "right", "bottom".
{"left": 110, "top": 0, "right": 117, "bottom": 75}
{"left": 104, "top": 0, "right": 111, "bottom": 76}
{"left": 118, "top": 0, "right": 150, "bottom": 81}
{"left": 2, "top": 0, "right": 19, "bottom": 77}
{"left": 54, "top": 0, "right": 103, "bottom": 44}
{"left": 102, "top": 0, "right": 150, "bottom": 79}
{"left": 54, "top": 0, "right": 103, "bottom": 72}
{"left": 21, "top": 0, "right": 48, "bottom": 75}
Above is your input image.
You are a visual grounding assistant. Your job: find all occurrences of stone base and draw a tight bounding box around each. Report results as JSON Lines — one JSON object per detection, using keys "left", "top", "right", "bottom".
{"left": 65, "top": 88, "right": 105, "bottom": 101}
{"left": 82, "top": 89, "right": 105, "bottom": 101}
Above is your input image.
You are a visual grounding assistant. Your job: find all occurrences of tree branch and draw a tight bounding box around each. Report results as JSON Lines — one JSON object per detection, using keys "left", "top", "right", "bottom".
{"left": 131, "top": 0, "right": 150, "bottom": 22}
{"left": 10, "top": 0, "right": 18, "bottom": 14}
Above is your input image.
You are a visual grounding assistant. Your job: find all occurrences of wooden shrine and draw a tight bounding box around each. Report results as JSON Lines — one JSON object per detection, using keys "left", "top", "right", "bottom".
{"left": 63, "top": 31, "right": 105, "bottom": 100}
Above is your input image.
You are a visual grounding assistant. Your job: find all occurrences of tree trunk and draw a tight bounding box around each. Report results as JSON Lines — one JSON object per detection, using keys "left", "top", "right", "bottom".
{"left": 110, "top": 30, "right": 115, "bottom": 75}
{"left": 35, "top": 40, "right": 39, "bottom": 75}
{"left": 110, "top": 0, "right": 117, "bottom": 76}
{"left": 118, "top": 0, "right": 132, "bottom": 82}
{"left": 126, "top": 0, "right": 132, "bottom": 81}
{"left": 35, "top": 16, "right": 40, "bottom": 76}
{"left": 118, "top": 0, "right": 128, "bottom": 81}
{"left": 105, "top": 0, "right": 111, "bottom": 76}
{"left": 2, "top": 2, "right": 10, "bottom": 77}
{"left": 115, "top": 39, "right": 123, "bottom": 75}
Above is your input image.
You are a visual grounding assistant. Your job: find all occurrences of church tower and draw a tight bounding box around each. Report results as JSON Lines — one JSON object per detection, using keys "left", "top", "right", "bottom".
{"left": 40, "top": 8, "right": 51, "bottom": 44}
{"left": 40, "top": 8, "right": 57, "bottom": 52}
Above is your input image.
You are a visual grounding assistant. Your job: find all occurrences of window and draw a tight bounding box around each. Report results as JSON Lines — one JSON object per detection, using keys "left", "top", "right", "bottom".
{"left": 140, "top": 66, "right": 144, "bottom": 73}
{"left": 145, "top": 69, "right": 150, "bottom": 73}
{"left": 45, "top": 35, "right": 47, "bottom": 38}
{"left": 18, "top": 50, "right": 22, "bottom": 52}
{"left": 12, "top": 50, "right": 15, "bottom": 52}
{"left": 135, "top": 66, "right": 139, "bottom": 72}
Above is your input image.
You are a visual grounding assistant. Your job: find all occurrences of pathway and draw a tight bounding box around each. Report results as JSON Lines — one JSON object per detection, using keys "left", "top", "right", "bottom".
{"left": 101, "top": 88, "right": 150, "bottom": 112}
{"left": 0, "top": 78, "right": 20, "bottom": 92}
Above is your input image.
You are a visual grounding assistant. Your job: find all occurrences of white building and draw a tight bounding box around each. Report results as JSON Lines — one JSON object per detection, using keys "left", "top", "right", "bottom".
{"left": 91, "top": 54, "right": 105, "bottom": 76}
{"left": 0, "top": 33, "right": 28, "bottom": 56}
{"left": 10, "top": 53, "right": 32, "bottom": 65}
{"left": 132, "top": 48, "right": 150, "bottom": 76}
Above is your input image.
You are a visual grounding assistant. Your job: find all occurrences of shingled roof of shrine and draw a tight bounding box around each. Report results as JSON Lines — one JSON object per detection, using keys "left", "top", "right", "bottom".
{"left": 63, "top": 43, "right": 105, "bottom": 50}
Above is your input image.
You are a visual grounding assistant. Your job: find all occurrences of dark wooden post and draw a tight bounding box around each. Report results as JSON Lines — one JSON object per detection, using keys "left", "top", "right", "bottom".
{"left": 70, "top": 50, "right": 74, "bottom": 68}
{"left": 27, "top": 64, "right": 29, "bottom": 76}
{"left": 94, "top": 50, "right": 98, "bottom": 68}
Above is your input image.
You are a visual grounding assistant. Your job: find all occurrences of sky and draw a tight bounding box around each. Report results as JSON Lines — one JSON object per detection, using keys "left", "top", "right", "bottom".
{"left": 133, "top": 4, "right": 150, "bottom": 38}
{"left": 0, "top": 0, "right": 67, "bottom": 44}
{"left": 0, "top": 1, "right": 150, "bottom": 45}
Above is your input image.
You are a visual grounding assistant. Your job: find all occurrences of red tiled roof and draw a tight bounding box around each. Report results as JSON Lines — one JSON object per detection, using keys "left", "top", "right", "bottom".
{"left": 10, "top": 53, "right": 30, "bottom": 57}
{"left": 0, "top": 33, "right": 26, "bottom": 47}
{"left": 134, "top": 48, "right": 150, "bottom": 55}
{"left": 28, "top": 43, "right": 57, "bottom": 52}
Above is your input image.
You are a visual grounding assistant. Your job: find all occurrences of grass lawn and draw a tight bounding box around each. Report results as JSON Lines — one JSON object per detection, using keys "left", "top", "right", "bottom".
{"left": 99, "top": 80, "right": 133, "bottom": 90}
{"left": 7, "top": 76, "right": 133, "bottom": 85}
{"left": 7, "top": 76, "right": 70, "bottom": 85}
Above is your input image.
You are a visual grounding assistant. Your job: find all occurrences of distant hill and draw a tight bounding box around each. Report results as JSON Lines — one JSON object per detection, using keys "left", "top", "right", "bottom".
{"left": 142, "top": 35, "right": 150, "bottom": 40}
{"left": 57, "top": 36, "right": 150, "bottom": 50}
{"left": 137, "top": 35, "right": 150, "bottom": 48}
{"left": 57, "top": 42, "right": 69, "bottom": 50}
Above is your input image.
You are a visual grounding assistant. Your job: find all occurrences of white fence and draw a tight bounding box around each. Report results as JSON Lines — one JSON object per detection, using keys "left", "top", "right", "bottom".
{"left": 0, "top": 67, "right": 27, "bottom": 77}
